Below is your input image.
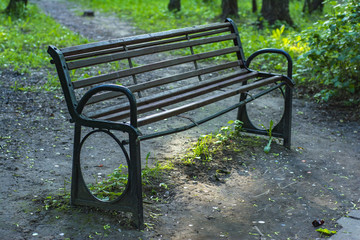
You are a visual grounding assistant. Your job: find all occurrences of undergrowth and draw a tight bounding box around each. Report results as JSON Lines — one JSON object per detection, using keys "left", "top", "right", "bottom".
{"left": 182, "top": 120, "right": 261, "bottom": 165}
{"left": 180, "top": 120, "right": 264, "bottom": 182}
{"left": 87, "top": 152, "right": 174, "bottom": 202}
{"left": 0, "top": 0, "right": 87, "bottom": 89}
{"left": 1, "top": 0, "right": 358, "bottom": 102}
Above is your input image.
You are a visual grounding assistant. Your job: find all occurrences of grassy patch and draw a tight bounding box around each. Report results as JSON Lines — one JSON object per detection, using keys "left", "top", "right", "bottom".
{"left": 180, "top": 120, "right": 264, "bottom": 182}
{"left": 70, "top": 0, "right": 359, "bottom": 103}
{"left": 2, "top": 0, "right": 357, "bottom": 102}
{"left": 87, "top": 153, "right": 174, "bottom": 203}
{"left": 70, "top": 0, "right": 312, "bottom": 58}
{"left": 0, "top": 1, "right": 87, "bottom": 88}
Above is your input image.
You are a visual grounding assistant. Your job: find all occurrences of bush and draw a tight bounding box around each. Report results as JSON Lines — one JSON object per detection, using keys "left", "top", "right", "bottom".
{"left": 298, "top": 0, "right": 360, "bottom": 103}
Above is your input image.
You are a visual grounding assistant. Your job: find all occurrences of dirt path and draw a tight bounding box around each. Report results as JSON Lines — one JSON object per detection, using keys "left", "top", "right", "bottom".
{"left": 1, "top": 1, "right": 360, "bottom": 239}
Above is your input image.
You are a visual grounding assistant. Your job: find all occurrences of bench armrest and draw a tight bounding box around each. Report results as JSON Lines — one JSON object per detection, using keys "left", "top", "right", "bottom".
{"left": 246, "top": 48, "right": 295, "bottom": 87}
{"left": 77, "top": 84, "right": 138, "bottom": 128}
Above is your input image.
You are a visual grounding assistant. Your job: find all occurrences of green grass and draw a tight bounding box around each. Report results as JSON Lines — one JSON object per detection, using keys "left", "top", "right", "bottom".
{"left": 0, "top": 1, "right": 87, "bottom": 74}
{"left": 87, "top": 153, "right": 173, "bottom": 202}
{"left": 1, "top": 0, "right": 357, "bottom": 101}
{"left": 67, "top": 0, "right": 325, "bottom": 91}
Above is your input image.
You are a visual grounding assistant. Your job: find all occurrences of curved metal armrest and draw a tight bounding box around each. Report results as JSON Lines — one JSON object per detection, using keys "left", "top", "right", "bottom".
{"left": 77, "top": 84, "right": 138, "bottom": 128}
{"left": 246, "top": 48, "right": 295, "bottom": 86}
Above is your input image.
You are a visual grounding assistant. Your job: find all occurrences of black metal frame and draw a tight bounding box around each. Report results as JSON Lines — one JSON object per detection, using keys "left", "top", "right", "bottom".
{"left": 47, "top": 18, "right": 294, "bottom": 230}
{"left": 48, "top": 47, "right": 144, "bottom": 229}
{"left": 238, "top": 49, "right": 293, "bottom": 148}
{"left": 226, "top": 18, "right": 293, "bottom": 148}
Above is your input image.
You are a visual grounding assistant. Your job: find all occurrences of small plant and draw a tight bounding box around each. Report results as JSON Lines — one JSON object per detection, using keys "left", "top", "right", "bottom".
{"left": 228, "top": 120, "right": 243, "bottom": 137}
{"left": 87, "top": 164, "right": 128, "bottom": 201}
{"left": 183, "top": 120, "right": 244, "bottom": 164}
{"left": 86, "top": 154, "right": 173, "bottom": 201}
{"left": 142, "top": 152, "right": 173, "bottom": 186}
{"left": 262, "top": 120, "right": 274, "bottom": 154}
{"left": 192, "top": 134, "right": 213, "bottom": 162}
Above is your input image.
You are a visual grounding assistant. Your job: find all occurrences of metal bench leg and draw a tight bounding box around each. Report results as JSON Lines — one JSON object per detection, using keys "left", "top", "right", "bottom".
{"left": 282, "top": 85, "right": 293, "bottom": 148}
{"left": 237, "top": 91, "right": 260, "bottom": 133}
{"left": 128, "top": 133, "right": 144, "bottom": 229}
{"left": 237, "top": 86, "right": 293, "bottom": 148}
{"left": 69, "top": 124, "right": 144, "bottom": 229}
{"left": 71, "top": 123, "right": 82, "bottom": 205}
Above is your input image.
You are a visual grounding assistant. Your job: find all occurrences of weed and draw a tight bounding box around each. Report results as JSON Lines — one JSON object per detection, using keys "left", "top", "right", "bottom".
{"left": 36, "top": 178, "right": 71, "bottom": 211}
{"left": 87, "top": 164, "right": 129, "bottom": 201}
{"left": 183, "top": 120, "right": 244, "bottom": 165}
{"left": 85, "top": 152, "right": 173, "bottom": 202}
{"left": 262, "top": 120, "right": 274, "bottom": 154}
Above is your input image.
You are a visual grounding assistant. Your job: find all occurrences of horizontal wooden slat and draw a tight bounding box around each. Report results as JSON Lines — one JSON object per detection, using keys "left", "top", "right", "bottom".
{"left": 87, "top": 61, "right": 242, "bottom": 105}
{"left": 126, "top": 28, "right": 230, "bottom": 52}
{"left": 91, "top": 70, "right": 255, "bottom": 118}
{"left": 135, "top": 75, "right": 282, "bottom": 126}
{"left": 73, "top": 46, "right": 240, "bottom": 89}
{"left": 67, "top": 34, "right": 236, "bottom": 70}
{"left": 94, "top": 71, "right": 261, "bottom": 121}
{"left": 61, "top": 22, "right": 231, "bottom": 56}
{"left": 65, "top": 28, "right": 230, "bottom": 62}
{"left": 65, "top": 46, "right": 125, "bottom": 62}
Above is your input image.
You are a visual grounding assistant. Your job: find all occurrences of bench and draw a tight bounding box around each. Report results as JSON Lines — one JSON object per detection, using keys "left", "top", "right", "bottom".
{"left": 48, "top": 18, "right": 294, "bottom": 229}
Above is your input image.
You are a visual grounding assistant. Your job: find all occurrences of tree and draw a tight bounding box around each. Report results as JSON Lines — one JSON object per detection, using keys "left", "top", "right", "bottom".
{"left": 261, "top": 0, "right": 293, "bottom": 26}
{"left": 252, "top": 0, "right": 257, "bottom": 13}
{"left": 168, "top": 0, "right": 181, "bottom": 12}
{"left": 303, "top": 0, "right": 324, "bottom": 14}
{"left": 221, "top": 0, "right": 239, "bottom": 19}
{"left": 5, "top": 0, "right": 28, "bottom": 15}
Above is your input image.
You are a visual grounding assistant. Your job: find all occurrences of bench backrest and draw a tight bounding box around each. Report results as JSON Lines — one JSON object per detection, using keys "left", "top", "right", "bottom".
{"left": 48, "top": 19, "right": 246, "bottom": 121}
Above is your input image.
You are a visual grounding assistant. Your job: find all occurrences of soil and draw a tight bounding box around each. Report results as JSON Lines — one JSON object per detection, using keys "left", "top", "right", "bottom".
{"left": 1, "top": 0, "right": 360, "bottom": 239}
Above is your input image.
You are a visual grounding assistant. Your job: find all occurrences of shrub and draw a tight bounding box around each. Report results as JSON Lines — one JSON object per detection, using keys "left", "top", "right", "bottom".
{"left": 298, "top": 0, "right": 360, "bottom": 103}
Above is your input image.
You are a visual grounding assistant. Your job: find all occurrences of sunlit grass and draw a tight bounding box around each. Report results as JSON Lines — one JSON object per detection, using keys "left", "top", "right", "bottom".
{"left": 0, "top": 1, "right": 87, "bottom": 74}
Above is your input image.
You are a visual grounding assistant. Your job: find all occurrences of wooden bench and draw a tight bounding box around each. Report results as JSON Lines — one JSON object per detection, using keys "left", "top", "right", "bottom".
{"left": 48, "top": 18, "right": 294, "bottom": 229}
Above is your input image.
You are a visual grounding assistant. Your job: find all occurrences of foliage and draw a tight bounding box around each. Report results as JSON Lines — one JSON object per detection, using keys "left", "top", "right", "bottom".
{"left": 298, "top": 0, "right": 360, "bottom": 103}
{"left": 87, "top": 153, "right": 173, "bottom": 202}
{"left": 1, "top": 0, "right": 358, "bottom": 103}
{"left": 4, "top": 0, "right": 28, "bottom": 17}
{"left": 182, "top": 120, "right": 243, "bottom": 165}
{"left": 87, "top": 164, "right": 129, "bottom": 201}
{"left": 0, "top": 1, "right": 87, "bottom": 82}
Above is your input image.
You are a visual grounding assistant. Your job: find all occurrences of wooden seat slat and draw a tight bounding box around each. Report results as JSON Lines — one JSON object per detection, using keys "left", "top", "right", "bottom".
{"left": 72, "top": 46, "right": 240, "bottom": 89}
{"left": 92, "top": 71, "right": 261, "bottom": 121}
{"left": 89, "top": 69, "right": 252, "bottom": 118}
{"left": 135, "top": 76, "right": 282, "bottom": 126}
{"left": 87, "top": 61, "right": 241, "bottom": 105}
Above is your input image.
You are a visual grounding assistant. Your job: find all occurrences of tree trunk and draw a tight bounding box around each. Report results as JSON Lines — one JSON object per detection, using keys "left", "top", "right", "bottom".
{"left": 5, "top": 0, "right": 27, "bottom": 14}
{"left": 252, "top": 0, "right": 257, "bottom": 13}
{"left": 261, "top": 0, "right": 293, "bottom": 26}
{"left": 221, "top": 0, "right": 239, "bottom": 19}
{"left": 303, "top": 0, "right": 324, "bottom": 14}
{"left": 168, "top": 0, "right": 181, "bottom": 12}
